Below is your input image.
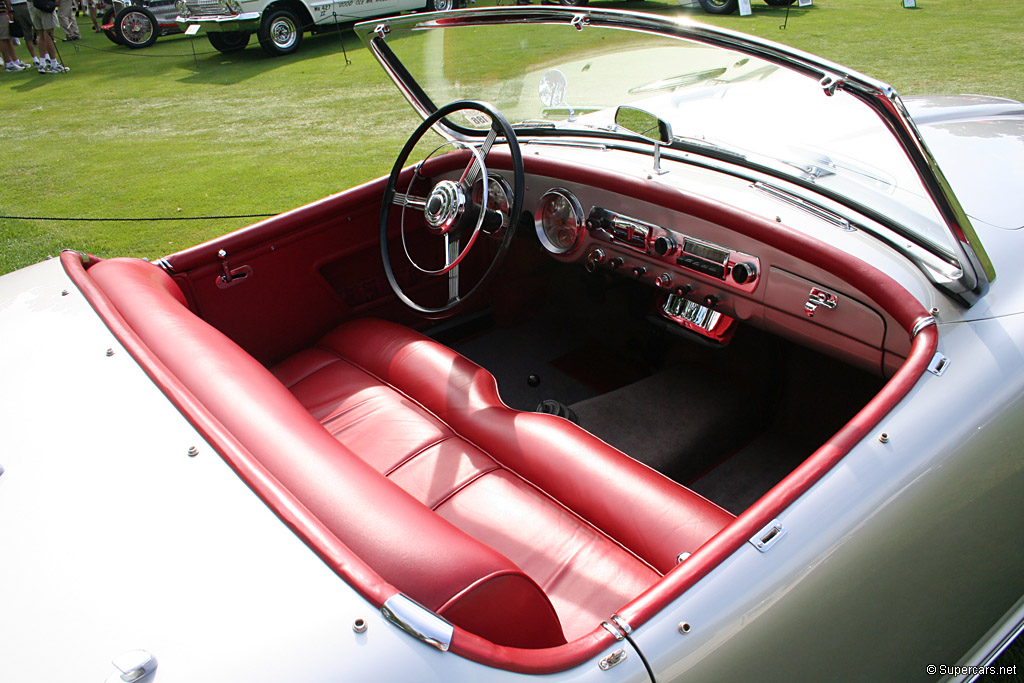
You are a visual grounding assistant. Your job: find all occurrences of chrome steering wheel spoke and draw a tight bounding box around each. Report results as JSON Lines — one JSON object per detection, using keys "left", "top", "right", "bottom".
{"left": 379, "top": 100, "right": 525, "bottom": 318}
{"left": 393, "top": 192, "right": 428, "bottom": 210}
{"left": 446, "top": 234, "right": 461, "bottom": 305}
{"left": 461, "top": 127, "right": 499, "bottom": 190}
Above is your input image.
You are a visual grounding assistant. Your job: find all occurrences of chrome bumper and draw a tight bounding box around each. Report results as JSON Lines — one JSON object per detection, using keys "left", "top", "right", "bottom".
{"left": 176, "top": 12, "right": 261, "bottom": 31}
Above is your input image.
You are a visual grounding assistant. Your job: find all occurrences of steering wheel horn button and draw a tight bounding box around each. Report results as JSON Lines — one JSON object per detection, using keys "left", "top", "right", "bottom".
{"left": 424, "top": 180, "right": 466, "bottom": 235}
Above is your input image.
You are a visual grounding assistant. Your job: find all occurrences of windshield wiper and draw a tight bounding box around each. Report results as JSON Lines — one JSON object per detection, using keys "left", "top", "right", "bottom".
{"left": 512, "top": 120, "right": 558, "bottom": 129}
{"left": 671, "top": 135, "right": 748, "bottom": 161}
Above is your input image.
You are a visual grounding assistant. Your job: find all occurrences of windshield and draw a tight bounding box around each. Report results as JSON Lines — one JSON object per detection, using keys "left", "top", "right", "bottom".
{"left": 362, "top": 9, "right": 994, "bottom": 296}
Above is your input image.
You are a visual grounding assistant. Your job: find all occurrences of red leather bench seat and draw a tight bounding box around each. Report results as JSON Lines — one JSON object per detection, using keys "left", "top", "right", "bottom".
{"left": 86, "top": 258, "right": 734, "bottom": 649}
{"left": 272, "top": 318, "right": 736, "bottom": 641}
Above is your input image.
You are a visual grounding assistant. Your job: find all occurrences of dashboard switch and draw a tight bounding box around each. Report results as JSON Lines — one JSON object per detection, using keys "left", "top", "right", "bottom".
{"left": 655, "top": 273, "right": 673, "bottom": 288}
{"left": 586, "top": 249, "right": 606, "bottom": 273}
{"left": 704, "top": 294, "right": 719, "bottom": 308}
{"left": 675, "top": 284, "right": 693, "bottom": 297}
{"left": 609, "top": 257, "right": 624, "bottom": 269}
{"left": 632, "top": 266, "right": 648, "bottom": 279}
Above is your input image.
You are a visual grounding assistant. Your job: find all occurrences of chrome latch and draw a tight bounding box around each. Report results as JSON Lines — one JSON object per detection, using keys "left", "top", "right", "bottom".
{"left": 804, "top": 287, "right": 838, "bottom": 317}
{"left": 373, "top": 23, "right": 390, "bottom": 38}
{"left": 819, "top": 73, "right": 843, "bottom": 97}
{"left": 599, "top": 648, "right": 628, "bottom": 671}
{"left": 571, "top": 14, "right": 589, "bottom": 31}
{"left": 106, "top": 650, "right": 157, "bottom": 683}
{"left": 928, "top": 352, "right": 950, "bottom": 376}
{"left": 749, "top": 519, "right": 787, "bottom": 553}
{"left": 215, "top": 249, "right": 251, "bottom": 288}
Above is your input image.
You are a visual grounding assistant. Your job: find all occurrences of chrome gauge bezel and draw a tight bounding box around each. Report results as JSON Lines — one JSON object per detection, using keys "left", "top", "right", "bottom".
{"left": 472, "top": 173, "right": 514, "bottom": 235}
{"left": 534, "top": 189, "right": 585, "bottom": 255}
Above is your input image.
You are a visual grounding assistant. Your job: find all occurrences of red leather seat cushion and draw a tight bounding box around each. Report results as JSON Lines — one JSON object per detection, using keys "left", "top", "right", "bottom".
{"left": 273, "top": 318, "right": 735, "bottom": 640}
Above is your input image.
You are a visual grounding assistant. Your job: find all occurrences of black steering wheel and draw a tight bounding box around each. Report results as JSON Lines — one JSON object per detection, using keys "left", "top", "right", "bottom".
{"left": 379, "top": 100, "right": 525, "bottom": 317}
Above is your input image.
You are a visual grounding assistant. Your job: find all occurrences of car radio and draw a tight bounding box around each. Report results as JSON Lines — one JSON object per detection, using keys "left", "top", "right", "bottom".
{"left": 586, "top": 206, "right": 761, "bottom": 293}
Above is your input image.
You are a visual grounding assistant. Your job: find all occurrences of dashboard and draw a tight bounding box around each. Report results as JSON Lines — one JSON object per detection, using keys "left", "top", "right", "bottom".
{"left": 488, "top": 165, "right": 913, "bottom": 377}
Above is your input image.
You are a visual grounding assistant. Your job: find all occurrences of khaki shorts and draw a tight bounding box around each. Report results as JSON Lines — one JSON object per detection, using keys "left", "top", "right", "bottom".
{"left": 29, "top": 3, "right": 58, "bottom": 31}
{"left": 0, "top": 19, "right": 10, "bottom": 41}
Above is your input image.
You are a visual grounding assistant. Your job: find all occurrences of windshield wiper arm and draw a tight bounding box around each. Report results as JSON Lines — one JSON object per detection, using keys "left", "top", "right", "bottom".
{"left": 671, "top": 135, "right": 747, "bottom": 161}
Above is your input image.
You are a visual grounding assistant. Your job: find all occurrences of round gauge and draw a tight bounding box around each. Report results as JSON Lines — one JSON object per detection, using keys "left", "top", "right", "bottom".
{"left": 534, "top": 189, "right": 584, "bottom": 254}
{"left": 471, "top": 174, "right": 513, "bottom": 235}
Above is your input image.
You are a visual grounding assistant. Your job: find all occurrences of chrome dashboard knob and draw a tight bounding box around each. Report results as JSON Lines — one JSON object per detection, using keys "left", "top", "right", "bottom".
{"left": 609, "top": 257, "right": 624, "bottom": 269}
{"left": 654, "top": 236, "right": 677, "bottom": 256}
{"left": 585, "top": 249, "right": 606, "bottom": 273}
{"left": 655, "top": 273, "right": 673, "bottom": 288}
{"left": 704, "top": 294, "right": 719, "bottom": 308}
{"left": 632, "top": 266, "right": 647, "bottom": 279}
{"left": 732, "top": 262, "right": 758, "bottom": 285}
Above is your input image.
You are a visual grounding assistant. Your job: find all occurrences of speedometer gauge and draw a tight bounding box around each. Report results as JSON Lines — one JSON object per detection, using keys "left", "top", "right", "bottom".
{"left": 534, "top": 189, "right": 584, "bottom": 254}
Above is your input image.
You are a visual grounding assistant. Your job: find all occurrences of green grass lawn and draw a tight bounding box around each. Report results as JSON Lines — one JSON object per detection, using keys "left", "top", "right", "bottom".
{"left": 1, "top": 0, "right": 1022, "bottom": 274}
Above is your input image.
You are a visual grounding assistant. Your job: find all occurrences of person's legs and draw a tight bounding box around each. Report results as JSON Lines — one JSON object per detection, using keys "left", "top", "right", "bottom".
{"left": 37, "top": 27, "right": 56, "bottom": 69}
{"left": 1, "top": 38, "right": 19, "bottom": 68}
{"left": 57, "top": 0, "right": 80, "bottom": 39}
{"left": 11, "top": 4, "right": 38, "bottom": 61}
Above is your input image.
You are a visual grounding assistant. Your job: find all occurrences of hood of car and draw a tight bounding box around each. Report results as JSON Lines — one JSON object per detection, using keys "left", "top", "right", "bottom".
{"left": 356, "top": 7, "right": 998, "bottom": 306}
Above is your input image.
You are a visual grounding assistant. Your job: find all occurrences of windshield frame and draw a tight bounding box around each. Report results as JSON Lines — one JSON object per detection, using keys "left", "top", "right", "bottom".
{"left": 356, "top": 7, "right": 994, "bottom": 306}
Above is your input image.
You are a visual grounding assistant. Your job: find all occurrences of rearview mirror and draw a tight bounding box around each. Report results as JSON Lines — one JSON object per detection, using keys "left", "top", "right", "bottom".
{"left": 614, "top": 106, "right": 673, "bottom": 145}
{"left": 614, "top": 106, "right": 672, "bottom": 175}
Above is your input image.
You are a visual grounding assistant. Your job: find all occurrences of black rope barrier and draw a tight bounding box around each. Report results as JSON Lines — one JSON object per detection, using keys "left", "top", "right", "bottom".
{"left": 0, "top": 213, "right": 276, "bottom": 221}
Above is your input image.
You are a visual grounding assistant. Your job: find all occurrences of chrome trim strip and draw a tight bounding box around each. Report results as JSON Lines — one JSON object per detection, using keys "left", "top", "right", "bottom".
{"left": 524, "top": 140, "right": 609, "bottom": 152}
{"left": 380, "top": 594, "right": 454, "bottom": 652}
{"left": 911, "top": 316, "right": 937, "bottom": 338}
{"left": 177, "top": 11, "right": 259, "bottom": 22}
{"left": 753, "top": 182, "right": 854, "bottom": 232}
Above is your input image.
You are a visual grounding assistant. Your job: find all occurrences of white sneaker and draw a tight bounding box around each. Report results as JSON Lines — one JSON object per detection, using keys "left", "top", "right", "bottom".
{"left": 49, "top": 63, "right": 69, "bottom": 73}
{"left": 6, "top": 62, "right": 28, "bottom": 72}
{"left": 14, "top": 60, "right": 29, "bottom": 68}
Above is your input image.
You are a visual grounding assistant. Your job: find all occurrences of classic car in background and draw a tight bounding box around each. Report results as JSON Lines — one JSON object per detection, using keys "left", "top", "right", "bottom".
{"left": 696, "top": 0, "right": 798, "bottom": 14}
{"left": 174, "top": 0, "right": 459, "bottom": 56}
{"left": 2, "top": 7, "right": 1023, "bottom": 682}
{"left": 101, "top": 0, "right": 182, "bottom": 48}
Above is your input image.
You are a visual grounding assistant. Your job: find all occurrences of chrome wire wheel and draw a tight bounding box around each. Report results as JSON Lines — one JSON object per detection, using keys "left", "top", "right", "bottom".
{"left": 115, "top": 6, "right": 158, "bottom": 48}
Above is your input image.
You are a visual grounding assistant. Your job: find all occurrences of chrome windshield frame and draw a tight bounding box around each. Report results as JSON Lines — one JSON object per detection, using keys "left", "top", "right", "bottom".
{"left": 356, "top": 7, "right": 993, "bottom": 306}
